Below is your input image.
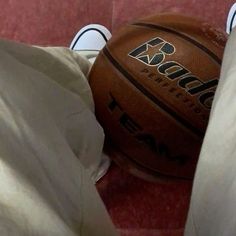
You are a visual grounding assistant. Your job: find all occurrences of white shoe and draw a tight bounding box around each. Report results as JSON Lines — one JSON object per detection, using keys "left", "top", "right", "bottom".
{"left": 226, "top": 3, "right": 236, "bottom": 34}
{"left": 70, "top": 24, "right": 112, "bottom": 51}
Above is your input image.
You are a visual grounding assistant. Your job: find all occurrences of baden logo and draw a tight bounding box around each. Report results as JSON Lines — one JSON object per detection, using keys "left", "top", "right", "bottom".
{"left": 128, "top": 37, "right": 218, "bottom": 109}
{"left": 129, "top": 37, "right": 175, "bottom": 65}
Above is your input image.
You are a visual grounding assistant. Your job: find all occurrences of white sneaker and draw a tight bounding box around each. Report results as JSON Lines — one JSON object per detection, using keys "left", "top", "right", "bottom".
{"left": 226, "top": 3, "right": 236, "bottom": 34}
{"left": 70, "top": 24, "right": 112, "bottom": 51}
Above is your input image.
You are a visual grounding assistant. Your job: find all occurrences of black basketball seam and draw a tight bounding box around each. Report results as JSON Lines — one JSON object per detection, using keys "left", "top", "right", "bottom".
{"left": 103, "top": 47, "right": 204, "bottom": 138}
{"left": 131, "top": 22, "right": 222, "bottom": 65}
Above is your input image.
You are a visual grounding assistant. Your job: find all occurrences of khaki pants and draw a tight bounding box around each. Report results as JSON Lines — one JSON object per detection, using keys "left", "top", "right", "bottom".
{"left": 185, "top": 28, "right": 236, "bottom": 236}
{"left": 0, "top": 39, "right": 118, "bottom": 236}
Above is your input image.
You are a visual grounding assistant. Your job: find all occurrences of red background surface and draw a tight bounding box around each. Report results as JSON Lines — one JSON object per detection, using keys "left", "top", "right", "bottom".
{"left": 0, "top": 0, "right": 233, "bottom": 46}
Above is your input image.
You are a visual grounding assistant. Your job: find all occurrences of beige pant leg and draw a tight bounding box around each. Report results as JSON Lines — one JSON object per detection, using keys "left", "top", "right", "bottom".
{"left": 185, "top": 28, "right": 236, "bottom": 236}
{"left": 0, "top": 39, "right": 118, "bottom": 236}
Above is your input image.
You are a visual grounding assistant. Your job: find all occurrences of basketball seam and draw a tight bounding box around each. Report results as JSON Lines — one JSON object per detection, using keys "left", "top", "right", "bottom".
{"left": 103, "top": 46, "right": 204, "bottom": 138}
{"left": 131, "top": 22, "right": 222, "bottom": 65}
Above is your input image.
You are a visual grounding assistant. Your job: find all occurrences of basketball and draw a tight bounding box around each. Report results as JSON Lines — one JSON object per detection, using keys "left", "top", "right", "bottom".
{"left": 89, "top": 14, "right": 227, "bottom": 180}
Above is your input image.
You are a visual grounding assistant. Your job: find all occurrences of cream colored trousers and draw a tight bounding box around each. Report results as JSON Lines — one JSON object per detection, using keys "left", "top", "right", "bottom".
{"left": 0, "top": 39, "right": 118, "bottom": 236}
{"left": 185, "top": 28, "right": 236, "bottom": 235}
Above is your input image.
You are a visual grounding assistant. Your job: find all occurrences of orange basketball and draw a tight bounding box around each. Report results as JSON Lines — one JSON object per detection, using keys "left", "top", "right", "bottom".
{"left": 89, "top": 14, "right": 227, "bottom": 180}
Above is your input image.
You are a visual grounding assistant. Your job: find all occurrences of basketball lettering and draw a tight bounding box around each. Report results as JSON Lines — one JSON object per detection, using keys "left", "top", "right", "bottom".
{"left": 89, "top": 13, "right": 227, "bottom": 180}
{"left": 108, "top": 93, "right": 187, "bottom": 164}
{"left": 129, "top": 38, "right": 218, "bottom": 109}
{"left": 129, "top": 37, "right": 175, "bottom": 66}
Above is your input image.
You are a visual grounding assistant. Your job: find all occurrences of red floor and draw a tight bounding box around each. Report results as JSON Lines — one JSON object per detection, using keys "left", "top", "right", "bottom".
{"left": 0, "top": 1, "right": 233, "bottom": 235}
{"left": 0, "top": 0, "right": 233, "bottom": 46}
{"left": 96, "top": 163, "right": 192, "bottom": 235}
